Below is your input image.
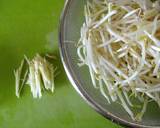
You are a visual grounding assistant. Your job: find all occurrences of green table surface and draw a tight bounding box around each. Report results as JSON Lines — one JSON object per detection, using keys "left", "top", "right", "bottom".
{"left": 0, "top": 0, "right": 122, "bottom": 128}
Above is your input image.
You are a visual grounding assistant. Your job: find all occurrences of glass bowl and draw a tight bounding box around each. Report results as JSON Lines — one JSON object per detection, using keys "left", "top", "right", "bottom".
{"left": 59, "top": 0, "right": 160, "bottom": 127}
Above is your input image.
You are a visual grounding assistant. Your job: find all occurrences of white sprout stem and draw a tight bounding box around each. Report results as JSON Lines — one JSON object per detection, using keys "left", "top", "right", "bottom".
{"left": 108, "top": 44, "right": 118, "bottom": 63}
{"left": 108, "top": 2, "right": 112, "bottom": 23}
{"left": 97, "top": 37, "right": 117, "bottom": 48}
{"left": 136, "top": 98, "right": 148, "bottom": 121}
{"left": 123, "top": 8, "right": 140, "bottom": 19}
{"left": 123, "top": 90, "right": 133, "bottom": 107}
{"left": 101, "top": 69, "right": 117, "bottom": 102}
{"left": 14, "top": 60, "right": 25, "bottom": 98}
{"left": 77, "top": 45, "right": 86, "bottom": 63}
{"left": 144, "top": 31, "right": 160, "bottom": 47}
{"left": 151, "top": 45, "right": 160, "bottom": 52}
{"left": 88, "top": 64, "right": 97, "bottom": 88}
{"left": 34, "top": 61, "right": 42, "bottom": 98}
{"left": 86, "top": 36, "right": 98, "bottom": 73}
{"left": 99, "top": 78, "right": 111, "bottom": 103}
{"left": 146, "top": 84, "right": 160, "bottom": 93}
{"left": 28, "top": 63, "right": 37, "bottom": 98}
{"left": 117, "top": 90, "right": 134, "bottom": 120}
{"left": 93, "top": 10, "right": 117, "bottom": 28}
{"left": 152, "top": 14, "right": 160, "bottom": 35}
{"left": 153, "top": 58, "right": 160, "bottom": 75}
{"left": 117, "top": 44, "right": 128, "bottom": 53}
{"left": 92, "top": 8, "right": 108, "bottom": 21}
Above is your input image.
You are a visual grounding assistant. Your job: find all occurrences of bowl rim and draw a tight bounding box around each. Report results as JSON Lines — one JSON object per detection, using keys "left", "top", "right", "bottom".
{"left": 59, "top": 0, "right": 157, "bottom": 128}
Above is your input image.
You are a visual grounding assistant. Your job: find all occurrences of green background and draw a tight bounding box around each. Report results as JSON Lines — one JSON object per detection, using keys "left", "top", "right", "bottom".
{"left": 0, "top": 0, "right": 121, "bottom": 127}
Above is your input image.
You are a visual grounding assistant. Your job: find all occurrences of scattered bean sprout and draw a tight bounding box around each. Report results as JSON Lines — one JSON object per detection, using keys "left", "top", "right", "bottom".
{"left": 14, "top": 54, "right": 56, "bottom": 99}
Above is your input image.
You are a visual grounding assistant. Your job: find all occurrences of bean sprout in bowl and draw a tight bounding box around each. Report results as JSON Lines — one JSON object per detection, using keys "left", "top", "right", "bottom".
{"left": 59, "top": 0, "right": 160, "bottom": 127}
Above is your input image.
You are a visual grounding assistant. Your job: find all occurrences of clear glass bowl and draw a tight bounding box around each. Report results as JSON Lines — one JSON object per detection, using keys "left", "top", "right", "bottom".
{"left": 59, "top": 0, "right": 160, "bottom": 127}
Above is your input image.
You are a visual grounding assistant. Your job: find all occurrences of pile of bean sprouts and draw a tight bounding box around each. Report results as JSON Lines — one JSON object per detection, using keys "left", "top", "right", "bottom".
{"left": 14, "top": 54, "right": 56, "bottom": 99}
{"left": 77, "top": 0, "right": 160, "bottom": 121}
